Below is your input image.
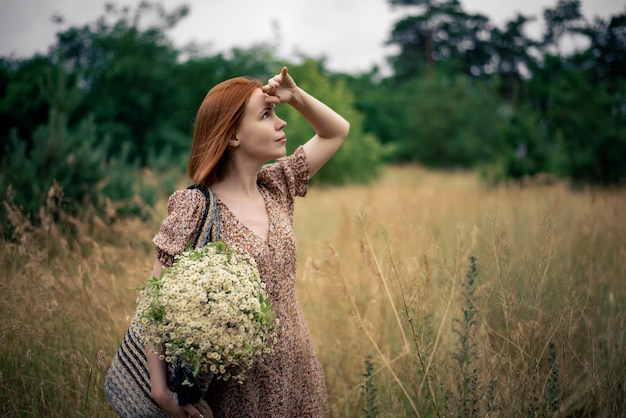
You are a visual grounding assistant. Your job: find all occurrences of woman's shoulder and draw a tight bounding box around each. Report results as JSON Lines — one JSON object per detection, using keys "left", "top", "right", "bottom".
{"left": 153, "top": 187, "right": 207, "bottom": 266}
{"left": 166, "top": 187, "right": 206, "bottom": 209}
{"left": 258, "top": 146, "right": 309, "bottom": 199}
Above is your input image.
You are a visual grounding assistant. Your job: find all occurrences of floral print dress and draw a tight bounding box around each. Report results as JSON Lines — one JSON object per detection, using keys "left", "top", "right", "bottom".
{"left": 152, "top": 146, "right": 327, "bottom": 417}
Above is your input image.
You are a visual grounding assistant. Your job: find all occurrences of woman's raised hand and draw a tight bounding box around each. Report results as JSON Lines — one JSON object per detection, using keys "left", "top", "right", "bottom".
{"left": 262, "top": 66, "right": 298, "bottom": 104}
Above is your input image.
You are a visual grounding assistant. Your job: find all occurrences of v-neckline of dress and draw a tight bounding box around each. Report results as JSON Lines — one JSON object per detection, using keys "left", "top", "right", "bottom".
{"left": 216, "top": 187, "right": 272, "bottom": 246}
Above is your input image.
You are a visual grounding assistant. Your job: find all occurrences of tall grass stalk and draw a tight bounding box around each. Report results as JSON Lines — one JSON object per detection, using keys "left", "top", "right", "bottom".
{"left": 383, "top": 231, "right": 440, "bottom": 411}
{"left": 333, "top": 239, "right": 419, "bottom": 416}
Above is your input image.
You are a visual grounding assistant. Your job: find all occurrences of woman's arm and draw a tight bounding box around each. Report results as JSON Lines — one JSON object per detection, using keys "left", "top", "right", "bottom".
{"left": 145, "top": 260, "right": 206, "bottom": 418}
{"left": 263, "top": 67, "right": 350, "bottom": 177}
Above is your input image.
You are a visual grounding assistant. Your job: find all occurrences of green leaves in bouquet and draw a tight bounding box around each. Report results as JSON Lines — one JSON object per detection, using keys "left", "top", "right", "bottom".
{"left": 255, "top": 293, "right": 274, "bottom": 327}
{"left": 185, "top": 241, "right": 231, "bottom": 262}
{"left": 137, "top": 275, "right": 165, "bottom": 323}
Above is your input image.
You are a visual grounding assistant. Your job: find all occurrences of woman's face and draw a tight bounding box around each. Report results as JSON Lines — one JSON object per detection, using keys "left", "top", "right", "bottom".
{"left": 233, "top": 88, "right": 287, "bottom": 162}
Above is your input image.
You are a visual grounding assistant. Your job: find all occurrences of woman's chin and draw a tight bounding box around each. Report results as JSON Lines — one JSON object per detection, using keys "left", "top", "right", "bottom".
{"left": 273, "top": 144, "right": 287, "bottom": 158}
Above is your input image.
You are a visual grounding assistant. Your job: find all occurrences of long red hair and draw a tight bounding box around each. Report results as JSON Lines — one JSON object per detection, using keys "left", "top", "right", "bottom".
{"left": 188, "top": 77, "right": 262, "bottom": 187}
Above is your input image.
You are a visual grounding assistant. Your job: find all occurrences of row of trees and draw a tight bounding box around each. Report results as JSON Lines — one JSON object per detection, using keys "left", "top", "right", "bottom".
{"left": 1, "top": 0, "right": 624, "bottom": 232}
{"left": 361, "top": 0, "right": 625, "bottom": 184}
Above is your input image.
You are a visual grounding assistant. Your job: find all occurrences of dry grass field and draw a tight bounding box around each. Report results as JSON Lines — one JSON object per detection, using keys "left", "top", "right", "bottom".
{"left": 1, "top": 165, "right": 625, "bottom": 417}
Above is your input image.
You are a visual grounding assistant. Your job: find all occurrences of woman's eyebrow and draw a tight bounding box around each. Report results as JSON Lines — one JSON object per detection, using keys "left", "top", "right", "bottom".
{"left": 259, "top": 104, "right": 275, "bottom": 115}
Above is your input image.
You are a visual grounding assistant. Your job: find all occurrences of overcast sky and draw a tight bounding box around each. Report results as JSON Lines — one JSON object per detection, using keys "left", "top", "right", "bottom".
{"left": 1, "top": 0, "right": 624, "bottom": 73}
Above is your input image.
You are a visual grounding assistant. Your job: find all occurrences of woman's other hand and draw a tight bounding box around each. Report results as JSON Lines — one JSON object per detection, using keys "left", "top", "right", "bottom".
{"left": 151, "top": 387, "right": 207, "bottom": 418}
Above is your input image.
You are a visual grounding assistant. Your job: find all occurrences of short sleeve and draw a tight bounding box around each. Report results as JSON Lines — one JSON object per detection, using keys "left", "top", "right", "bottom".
{"left": 258, "top": 145, "right": 309, "bottom": 202}
{"left": 152, "top": 189, "right": 206, "bottom": 267}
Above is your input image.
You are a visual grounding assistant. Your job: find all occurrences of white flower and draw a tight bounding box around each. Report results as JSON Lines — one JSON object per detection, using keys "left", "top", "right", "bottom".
{"left": 132, "top": 241, "right": 276, "bottom": 384}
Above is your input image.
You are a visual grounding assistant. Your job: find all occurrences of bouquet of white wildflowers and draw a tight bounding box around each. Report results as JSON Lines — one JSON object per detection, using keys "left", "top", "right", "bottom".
{"left": 132, "top": 241, "right": 276, "bottom": 403}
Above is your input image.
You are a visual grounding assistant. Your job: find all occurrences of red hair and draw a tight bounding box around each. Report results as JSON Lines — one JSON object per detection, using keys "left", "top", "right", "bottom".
{"left": 188, "top": 77, "right": 262, "bottom": 187}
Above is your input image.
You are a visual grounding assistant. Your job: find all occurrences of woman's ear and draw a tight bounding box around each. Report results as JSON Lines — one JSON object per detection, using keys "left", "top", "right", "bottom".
{"left": 229, "top": 135, "right": 240, "bottom": 148}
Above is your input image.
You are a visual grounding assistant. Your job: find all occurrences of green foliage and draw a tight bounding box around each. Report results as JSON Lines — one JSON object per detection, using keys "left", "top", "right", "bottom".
{"left": 393, "top": 72, "right": 508, "bottom": 167}
{"left": 1, "top": 102, "right": 107, "bottom": 220}
{"left": 543, "top": 69, "right": 626, "bottom": 186}
{"left": 99, "top": 141, "right": 158, "bottom": 218}
{"left": 573, "top": 11, "right": 626, "bottom": 84}
{"left": 451, "top": 255, "right": 481, "bottom": 417}
{"left": 361, "top": 355, "right": 379, "bottom": 418}
{"left": 52, "top": 2, "right": 189, "bottom": 166}
{"left": 489, "top": 14, "right": 539, "bottom": 101}
{"left": 542, "top": 0, "right": 585, "bottom": 50}
{"left": 521, "top": 52, "right": 626, "bottom": 186}
{"left": 523, "top": 341, "right": 563, "bottom": 417}
{"left": 0, "top": 64, "right": 156, "bottom": 233}
{"left": 480, "top": 104, "right": 556, "bottom": 184}
{"left": 280, "top": 59, "right": 387, "bottom": 184}
{"left": 174, "top": 47, "right": 276, "bottom": 119}
{"left": 345, "top": 72, "right": 407, "bottom": 168}
{"left": 383, "top": 0, "right": 626, "bottom": 185}
{"left": 0, "top": 55, "right": 56, "bottom": 147}
{"left": 387, "top": 0, "right": 493, "bottom": 79}
{"left": 545, "top": 342, "right": 561, "bottom": 414}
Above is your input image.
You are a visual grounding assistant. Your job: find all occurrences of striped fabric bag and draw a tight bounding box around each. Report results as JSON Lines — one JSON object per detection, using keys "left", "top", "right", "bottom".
{"left": 104, "top": 326, "right": 169, "bottom": 417}
{"left": 104, "top": 185, "right": 218, "bottom": 417}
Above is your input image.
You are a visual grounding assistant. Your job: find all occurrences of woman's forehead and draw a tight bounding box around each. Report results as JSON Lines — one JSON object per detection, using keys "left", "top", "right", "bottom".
{"left": 246, "top": 88, "right": 268, "bottom": 112}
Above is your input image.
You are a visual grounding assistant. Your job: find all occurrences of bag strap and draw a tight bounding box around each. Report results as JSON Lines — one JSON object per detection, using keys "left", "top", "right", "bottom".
{"left": 187, "top": 185, "right": 220, "bottom": 247}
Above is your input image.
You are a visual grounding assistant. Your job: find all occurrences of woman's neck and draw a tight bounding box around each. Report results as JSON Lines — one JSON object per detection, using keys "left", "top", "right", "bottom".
{"left": 212, "top": 149, "right": 266, "bottom": 197}
{"left": 212, "top": 159, "right": 262, "bottom": 198}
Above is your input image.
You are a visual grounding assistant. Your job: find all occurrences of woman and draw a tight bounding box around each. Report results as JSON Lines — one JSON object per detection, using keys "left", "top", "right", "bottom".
{"left": 105, "top": 66, "right": 350, "bottom": 417}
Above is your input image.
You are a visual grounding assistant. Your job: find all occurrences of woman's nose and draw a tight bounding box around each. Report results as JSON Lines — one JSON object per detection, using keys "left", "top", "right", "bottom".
{"left": 277, "top": 117, "right": 287, "bottom": 130}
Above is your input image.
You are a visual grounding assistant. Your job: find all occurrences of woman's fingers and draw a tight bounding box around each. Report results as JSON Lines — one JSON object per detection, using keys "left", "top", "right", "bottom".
{"left": 181, "top": 403, "right": 204, "bottom": 418}
{"left": 264, "top": 94, "right": 281, "bottom": 104}
{"left": 265, "top": 67, "right": 289, "bottom": 90}
{"left": 261, "top": 79, "right": 278, "bottom": 93}
{"left": 261, "top": 66, "right": 294, "bottom": 103}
